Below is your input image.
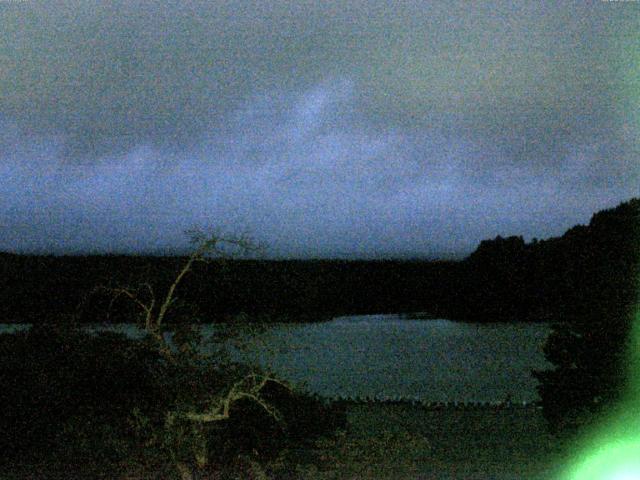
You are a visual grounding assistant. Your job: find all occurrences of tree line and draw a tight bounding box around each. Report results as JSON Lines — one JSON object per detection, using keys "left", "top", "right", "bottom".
{"left": 0, "top": 198, "right": 637, "bottom": 326}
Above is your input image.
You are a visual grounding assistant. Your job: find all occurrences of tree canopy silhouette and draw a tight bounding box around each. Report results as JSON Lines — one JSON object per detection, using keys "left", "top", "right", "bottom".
{"left": 532, "top": 198, "right": 640, "bottom": 433}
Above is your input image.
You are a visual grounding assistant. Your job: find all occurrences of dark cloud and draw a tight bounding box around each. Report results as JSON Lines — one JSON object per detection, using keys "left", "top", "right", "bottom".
{"left": 0, "top": 1, "right": 638, "bottom": 257}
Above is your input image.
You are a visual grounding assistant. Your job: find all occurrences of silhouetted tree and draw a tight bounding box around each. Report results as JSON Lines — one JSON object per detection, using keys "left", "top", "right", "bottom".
{"left": 533, "top": 198, "right": 640, "bottom": 434}
{"left": 0, "top": 231, "right": 347, "bottom": 479}
{"left": 95, "top": 230, "right": 346, "bottom": 479}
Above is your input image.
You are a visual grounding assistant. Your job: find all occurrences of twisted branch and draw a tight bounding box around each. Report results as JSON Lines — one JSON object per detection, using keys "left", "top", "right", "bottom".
{"left": 180, "top": 373, "right": 290, "bottom": 425}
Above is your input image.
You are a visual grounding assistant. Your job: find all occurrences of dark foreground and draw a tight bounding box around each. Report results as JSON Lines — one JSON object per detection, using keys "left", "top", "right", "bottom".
{"left": 308, "top": 403, "right": 570, "bottom": 479}
{"left": 1, "top": 403, "right": 572, "bottom": 480}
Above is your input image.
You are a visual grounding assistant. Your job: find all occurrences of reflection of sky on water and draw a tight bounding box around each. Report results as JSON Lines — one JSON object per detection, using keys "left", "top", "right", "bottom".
{"left": 0, "top": 315, "right": 551, "bottom": 402}
{"left": 233, "top": 314, "right": 551, "bottom": 402}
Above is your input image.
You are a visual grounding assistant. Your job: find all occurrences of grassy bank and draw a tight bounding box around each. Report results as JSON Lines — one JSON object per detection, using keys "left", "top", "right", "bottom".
{"left": 1, "top": 403, "right": 572, "bottom": 479}
{"left": 287, "top": 403, "right": 571, "bottom": 479}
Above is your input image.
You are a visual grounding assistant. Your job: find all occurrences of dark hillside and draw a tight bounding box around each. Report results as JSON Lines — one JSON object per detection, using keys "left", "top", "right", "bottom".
{"left": 453, "top": 198, "right": 639, "bottom": 322}
{"left": 0, "top": 254, "right": 461, "bottom": 323}
{"left": 0, "top": 198, "right": 637, "bottom": 324}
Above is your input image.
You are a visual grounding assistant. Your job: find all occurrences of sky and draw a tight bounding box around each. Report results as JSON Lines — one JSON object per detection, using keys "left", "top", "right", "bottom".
{"left": 0, "top": 0, "right": 638, "bottom": 258}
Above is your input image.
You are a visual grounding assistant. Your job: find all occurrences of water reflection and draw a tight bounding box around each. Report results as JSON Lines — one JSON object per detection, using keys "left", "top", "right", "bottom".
{"left": 0, "top": 314, "right": 551, "bottom": 402}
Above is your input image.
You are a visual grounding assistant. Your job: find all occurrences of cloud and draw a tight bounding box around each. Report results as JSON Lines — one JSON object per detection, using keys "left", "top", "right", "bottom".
{"left": 2, "top": 1, "right": 636, "bottom": 157}
{"left": 2, "top": 77, "right": 637, "bottom": 257}
{"left": 0, "top": 1, "right": 637, "bottom": 256}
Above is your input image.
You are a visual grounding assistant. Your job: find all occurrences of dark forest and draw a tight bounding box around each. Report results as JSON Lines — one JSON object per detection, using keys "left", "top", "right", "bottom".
{"left": 1, "top": 198, "right": 637, "bottom": 326}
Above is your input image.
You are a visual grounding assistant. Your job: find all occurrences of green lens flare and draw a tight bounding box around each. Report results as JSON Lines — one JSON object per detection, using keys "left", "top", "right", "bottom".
{"left": 571, "top": 36, "right": 640, "bottom": 480}
{"left": 562, "top": 312, "right": 640, "bottom": 479}
{"left": 566, "top": 439, "right": 640, "bottom": 480}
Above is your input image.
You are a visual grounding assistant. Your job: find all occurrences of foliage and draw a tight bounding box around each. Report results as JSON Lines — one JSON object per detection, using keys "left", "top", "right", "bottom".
{"left": 0, "top": 253, "right": 454, "bottom": 323}
{"left": 0, "top": 324, "right": 161, "bottom": 465}
{"left": 94, "top": 231, "right": 345, "bottom": 479}
{"left": 0, "top": 324, "right": 345, "bottom": 477}
{"left": 532, "top": 198, "right": 640, "bottom": 434}
{"left": 0, "top": 231, "right": 346, "bottom": 478}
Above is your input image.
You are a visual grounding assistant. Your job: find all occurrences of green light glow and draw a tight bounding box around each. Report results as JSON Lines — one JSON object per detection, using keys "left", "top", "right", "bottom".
{"left": 566, "top": 439, "right": 640, "bottom": 480}
{"left": 561, "top": 313, "right": 640, "bottom": 479}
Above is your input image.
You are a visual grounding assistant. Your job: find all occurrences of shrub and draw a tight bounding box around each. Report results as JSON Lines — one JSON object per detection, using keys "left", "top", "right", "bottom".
{"left": 0, "top": 324, "right": 346, "bottom": 477}
{"left": 0, "top": 232, "right": 346, "bottom": 478}
{"left": 0, "top": 324, "right": 161, "bottom": 463}
{"left": 532, "top": 199, "right": 640, "bottom": 435}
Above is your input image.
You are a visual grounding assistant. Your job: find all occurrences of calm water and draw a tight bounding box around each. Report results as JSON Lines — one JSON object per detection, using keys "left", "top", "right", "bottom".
{"left": 0, "top": 314, "right": 552, "bottom": 402}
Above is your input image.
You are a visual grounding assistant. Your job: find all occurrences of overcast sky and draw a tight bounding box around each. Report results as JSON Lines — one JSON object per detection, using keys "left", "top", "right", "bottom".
{"left": 1, "top": 0, "right": 638, "bottom": 258}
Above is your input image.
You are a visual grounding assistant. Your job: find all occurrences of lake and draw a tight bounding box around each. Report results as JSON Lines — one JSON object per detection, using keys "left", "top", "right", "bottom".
{"left": 0, "top": 314, "right": 552, "bottom": 403}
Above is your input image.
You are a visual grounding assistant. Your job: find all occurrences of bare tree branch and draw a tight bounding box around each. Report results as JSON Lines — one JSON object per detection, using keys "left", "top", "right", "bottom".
{"left": 180, "top": 373, "right": 289, "bottom": 425}
{"left": 91, "top": 229, "right": 291, "bottom": 478}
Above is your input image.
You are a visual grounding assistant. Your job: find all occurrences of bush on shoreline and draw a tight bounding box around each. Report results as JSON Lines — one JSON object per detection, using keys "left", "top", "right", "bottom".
{"left": 0, "top": 322, "right": 346, "bottom": 478}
